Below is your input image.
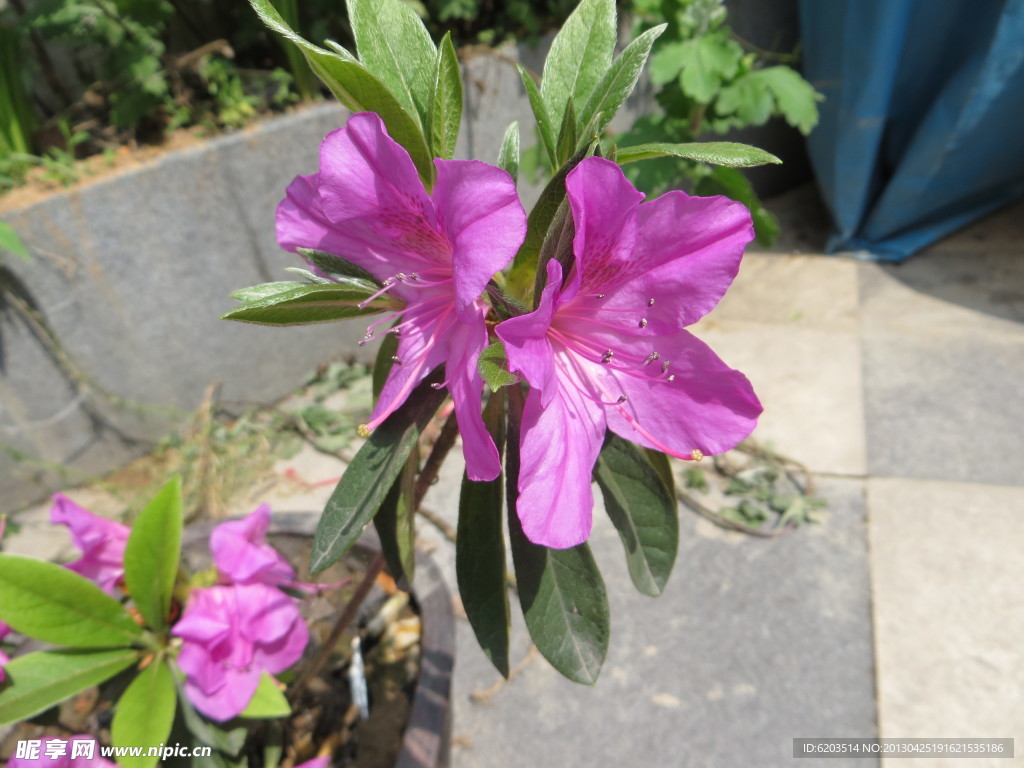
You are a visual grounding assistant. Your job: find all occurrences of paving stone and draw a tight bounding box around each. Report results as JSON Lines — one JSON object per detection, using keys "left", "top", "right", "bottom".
{"left": 694, "top": 324, "right": 866, "bottom": 477}
{"left": 861, "top": 330, "right": 1024, "bottom": 486}
{"left": 447, "top": 477, "right": 878, "bottom": 768}
{"left": 868, "top": 478, "right": 1024, "bottom": 766}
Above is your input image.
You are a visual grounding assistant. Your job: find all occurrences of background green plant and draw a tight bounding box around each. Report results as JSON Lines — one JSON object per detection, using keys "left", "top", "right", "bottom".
{"left": 614, "top": 0, "right": 821, "bottom": 244}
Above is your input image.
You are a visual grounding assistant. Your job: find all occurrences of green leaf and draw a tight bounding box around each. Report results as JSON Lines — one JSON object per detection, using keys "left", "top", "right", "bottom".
{"left": 228, "top": 282, "right": 309, "bottom": 302}
{"left": 123, "top": 478, "right": 182, "bottom": 633}
{"left": 594, "top": 434, "right": 678, "bottom": 597}
{"left": 715, "top": 70, "right": 774, "bottom": 126}
{"left": 246, "top": 0, "right": 434, "bottom": 186}
{"left": 373, "top": 446, "right": 418, "bottom": 588}
{"left": 497, "top": 121, "right": 520, "bottom": 182}
{"left": 0, "top": 221, "right": 30, "bottom": 261}
{"left": 505, "top": 388, "right": 609, "bottom": 684}
{"left": 296, "top": 248, "right": 382, "bottom": 286}
{"left": 518, "top": 65, "right": 557, "bottom": 168}
{"left": 310, "top": 376, "right": 447, "bottom": 574}
{"left": 477, "top": 342, "right": 518, "bottom": 392}
{"left": 239, "top": 673, "right": 290, "bottom": 718}
{"left": 456, "top": 390, "right": 510, "bottom": 678}
{"left": 347, "top": 0, "right": 437, "bottom": 127}
{"left": 577, "top": 24, "right": 666, "bottom": 143}
{"left": 673, "top": 33, "right": 744, "bottom": 104}
{"left": 555, "top": 98, "right": 578, "bottom": 167}
{"left": 427, "top": 32, "right": 462, "bottom": 160}
{"left": 0, "top": 555, "right": 143, "bottom": 648}
{"left": 647, "top": 41, "right": 686, "bottom": 86}
{"left": 505, "top": 142, "right": 593, "bottom": 305}
{"left": 372, "top": 330, "right": 400, "bottom": 401}
{"left": 0, "top": 648, "right": 138, "bottom": 726}
{"left": 754, "top": 66, "right": 821, "bottom": 134}
{"left": 540, "top": 0, "right": 616, "bottom": 140}
{"left": 222, "top": 282, "right": 395, "bottom": 326}
{"left": 112, "top": 661, "right": 177, "bottom": 768}
{"left": 617, "top": 141, "right": 781, "bottom": 168}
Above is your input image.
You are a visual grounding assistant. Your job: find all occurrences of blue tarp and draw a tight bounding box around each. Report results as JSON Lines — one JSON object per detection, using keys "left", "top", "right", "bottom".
{"left": 799, "top": 0, "right": 1024, "bottom": 261}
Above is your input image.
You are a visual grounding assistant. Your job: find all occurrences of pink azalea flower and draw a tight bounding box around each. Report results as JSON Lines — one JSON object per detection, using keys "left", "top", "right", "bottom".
{"left": 496, "top": 157, "right": 762, "bottom": 548}
{"left": 276, "top": 112, "right": 526, "bottom": 481}
{"left": 50, "top": 496, "right": 129, "bottom": 595}
{"left": 210, "top": 504, "right": 294, "bottom": 587}
{"left": 172, "top": 582, "right": 308, "bottom": 721}
{"left": 0, "top": 637, "right": 9, "bottom": 683}
{"left": 6, "top": 736, "right": 115, "bottom": 767}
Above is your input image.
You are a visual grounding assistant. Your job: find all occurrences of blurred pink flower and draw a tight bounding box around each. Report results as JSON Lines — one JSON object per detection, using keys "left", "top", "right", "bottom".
{"left": 172, "top": 582, "right": 308, "bottom": 721}
{"left": 276, "top": 112, "right": 526, "bottom": 481}
{"left": 50, "top": 496, "right": 129, "bottom": 595}
{"left": 210, "top": 504, "right": 294, "bottom": 587}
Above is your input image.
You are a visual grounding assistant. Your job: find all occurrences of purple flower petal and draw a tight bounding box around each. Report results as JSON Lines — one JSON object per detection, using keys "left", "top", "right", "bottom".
{"left": 432, "top": 159, "right": 526, "bottom": 320}
{"left": 516, "top": 376, "right": 606, "bottom": 549}
{"left": 445, "top": 313, "right": 501, "bottom": 481}
{"left": 210, "top": 504, "right": 295, "bottom": 586}
{"left": 495, "top": 156, "right": 761, "bottom": 548}
{"left": 276, "top": 113, "right": 526, "bottom": 473}
{"left": 50, "top": 496, "right": 129, "bottom": 595}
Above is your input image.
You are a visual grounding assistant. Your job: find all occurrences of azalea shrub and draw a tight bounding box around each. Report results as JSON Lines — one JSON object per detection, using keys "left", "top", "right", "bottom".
{"left": 219, "top": 0, "right": 777, "bottom": 685}
{"left": 0, "top": 481, "right": 339, "bottom": 768}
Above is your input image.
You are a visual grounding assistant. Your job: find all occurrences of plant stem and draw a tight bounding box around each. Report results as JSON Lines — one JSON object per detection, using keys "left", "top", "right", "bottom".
{"left": 413, "top": 408, "right": 460, "bottom": 508}
{"left": 287, "top": 550, "right": 385, "bottom": 703}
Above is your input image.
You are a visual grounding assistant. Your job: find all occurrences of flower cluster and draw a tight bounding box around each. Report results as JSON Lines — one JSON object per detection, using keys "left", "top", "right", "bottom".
{"left": 277, "top": 113, "right": 761, "bottom": 549}
{"left": 34, "top": 500, "right": 316, "bottom": 722}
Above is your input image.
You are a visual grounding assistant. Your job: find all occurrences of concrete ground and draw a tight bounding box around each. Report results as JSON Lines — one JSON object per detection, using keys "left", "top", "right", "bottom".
{"left": 5, "top": 188, "right": 1023, "bottom": 767}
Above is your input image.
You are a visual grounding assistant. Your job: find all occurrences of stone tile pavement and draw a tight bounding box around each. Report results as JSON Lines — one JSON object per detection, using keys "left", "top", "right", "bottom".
{"left": 4, "top": 191, "right": 1023, "bottom": 767}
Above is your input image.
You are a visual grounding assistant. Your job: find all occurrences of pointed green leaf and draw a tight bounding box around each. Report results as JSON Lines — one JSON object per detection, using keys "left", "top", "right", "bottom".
{"left": 311, "top": 376, "right": 447, "bottom": 574}
{"left": 427, "top": 32, "right": 462, "bottom": 160}
{"left": 477, "top": 342, "right": 519, "bottom": 392}
{"left": 239, "top": 673, "right": 290, "bottom": 718}
{"left": 246, "top": 0, "right": 434, "bottom": 185}
{"left": 577, "top": 24, "right": 665, "bottom": 142}
{"left": 497, "top": 121, "right": 520, "bottom": 182}
{"left": 507, "top": 513, "right": 609, "bottom": 685}
{"left": 0, "top": 648, "right": 138, "bottom": 726}
{"left": 541, "top": 0, "right": 616, "bottom": 140}
{"left": 347, "top": 0, "right": 436, "bottom": 126}
{"left": 228, "top": 282, "right": 309, "bottom": 302}
{"left": 518, "top": 65, "right": 557, "bottom": 168}
{"left": 372, "top": 330, "right": 400, "bottom": 401}
{"left": 0, "top": 221, "right": 31, "bottom": 261}
{"left": 0, "top": 555, "right": 143, "bottom": 647}
{"left": 505, "top": 388, "right": 609, "bottom": 684}
{"left": 222, "top": 283, "right": 397, "bottom": 326}
{"left": 373, "top": 446, "right": 418, "bottom": 588}
{"left": 594, "top": 434, "right": 678, "bottom": 597}
{"left": 505, "top": 142, "right": 594, "bottom": 305}
{"left": 616, "top": 141, "right": 781, "bottom": 168}
{"left": 457, "top": 390, "right": 510, "bottom": 678}
{"left": 124, "top": 478, "right": 182, "bottom": 633}
{"left": 296, "top": 248, "right": 382, "bottom": 286}
{"left": 112, "top": 661, "right": 177, "bottom": 768}
{"left": 555, "top": 98, "right": 578, "bottom": 167}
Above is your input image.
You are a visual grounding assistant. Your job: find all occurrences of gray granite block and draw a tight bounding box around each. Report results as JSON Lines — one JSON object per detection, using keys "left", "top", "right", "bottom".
{"left": 862, "top": 330, "right": 1024, "bottom": 486}
{"left": 450, "top": 477, "right": 878, "bottom": 768}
